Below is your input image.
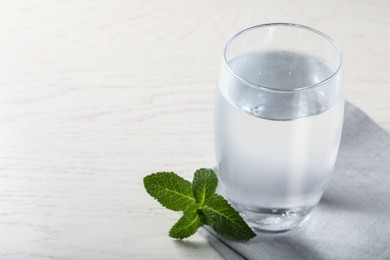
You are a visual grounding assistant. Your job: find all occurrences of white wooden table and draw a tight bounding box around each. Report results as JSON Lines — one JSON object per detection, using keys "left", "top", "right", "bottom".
{"left": 0, "top": 0, "right": 389, "bottom": 259}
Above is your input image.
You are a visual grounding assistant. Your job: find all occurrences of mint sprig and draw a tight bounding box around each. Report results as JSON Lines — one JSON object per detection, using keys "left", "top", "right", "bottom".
{"left": 143, "top": 168, "right": 256, "bottom": 241}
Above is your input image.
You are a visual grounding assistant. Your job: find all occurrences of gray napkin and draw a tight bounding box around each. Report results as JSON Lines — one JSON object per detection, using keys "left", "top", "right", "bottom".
{"left": 199, "top": 102, "right": 390, "bottom": 260}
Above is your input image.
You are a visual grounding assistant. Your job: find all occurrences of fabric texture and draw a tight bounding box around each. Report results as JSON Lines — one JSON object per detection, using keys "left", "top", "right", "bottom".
{"left": 199, "top": 102, "right": 390, "bottom": 260}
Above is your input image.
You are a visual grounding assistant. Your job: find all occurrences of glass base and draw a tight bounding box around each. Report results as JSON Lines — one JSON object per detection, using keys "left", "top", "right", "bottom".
{"left": 213, "top": 166, "right": 314, "bottom": 233}
{"left": 237, "top": 206, "right": 312, "bottom": 233}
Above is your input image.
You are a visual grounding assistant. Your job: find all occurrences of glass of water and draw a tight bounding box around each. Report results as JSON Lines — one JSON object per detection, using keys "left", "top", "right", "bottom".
{"left": 214, "top": 23, "right": 343, "bottom": 233}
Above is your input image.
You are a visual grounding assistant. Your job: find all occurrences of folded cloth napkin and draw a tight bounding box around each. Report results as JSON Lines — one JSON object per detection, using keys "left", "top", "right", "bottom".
{"left": 199, "top": 102, "right": 390, "bottom": 260}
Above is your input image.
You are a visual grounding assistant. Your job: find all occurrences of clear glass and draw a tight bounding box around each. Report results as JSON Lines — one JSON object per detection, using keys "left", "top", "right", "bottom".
{"left": 214, "top": 23, "right": 344, "bottom": 233}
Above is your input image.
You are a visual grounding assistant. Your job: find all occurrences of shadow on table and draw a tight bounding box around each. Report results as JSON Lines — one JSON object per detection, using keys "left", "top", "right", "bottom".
{"left": 174, "top": 238, "right": 217, "bottom": 250}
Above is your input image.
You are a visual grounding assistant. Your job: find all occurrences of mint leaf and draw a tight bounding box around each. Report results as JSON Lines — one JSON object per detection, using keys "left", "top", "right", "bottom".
{"left": 192, "top": 168, "right": 218, "bottom": 206}
{"left": 196, "top": 208, "right": 209, "bottom": 225}
{"left": 204, "top": 194, "right": 256, "bottom": 241}
{"left": 143, "top": 169, "right": 256, "bottom": 241}
{"left": 143, "top": 172, "right": 195, "bottom": 211}
{"left": 169, "top": 204, "right": 202, "bottom": 239}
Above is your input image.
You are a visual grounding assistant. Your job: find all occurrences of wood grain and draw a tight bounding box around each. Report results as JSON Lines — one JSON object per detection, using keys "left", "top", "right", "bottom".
{"left": 0, "top": 0, "right": 389, "bottom": 259}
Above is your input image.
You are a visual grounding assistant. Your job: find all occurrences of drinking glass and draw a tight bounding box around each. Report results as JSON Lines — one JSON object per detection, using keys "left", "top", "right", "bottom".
{"left": 214, "top": 23, "right": 343, "bottom": 233}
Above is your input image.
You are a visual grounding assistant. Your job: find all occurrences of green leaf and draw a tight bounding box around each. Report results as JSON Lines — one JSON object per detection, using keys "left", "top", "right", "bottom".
{"left": 144, "top": 172, "right": 195, "bottom": 211}
{"left": 196, "top": 208, "right": 209, "bottom": 225}
{"left": 169, "top": 204, "right": 203, "bottom": 239}
{"left": 192, "top": 168, "right": 218, "bottom": 206}
{"left": 144, "top": 169, "right": 257, "bottom": 241}
{"left": 204, "top": 194, "right": 256, "bottom": 241}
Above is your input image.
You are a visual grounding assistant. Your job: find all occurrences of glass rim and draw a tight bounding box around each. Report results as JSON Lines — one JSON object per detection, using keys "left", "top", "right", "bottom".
{"left": 223, "top": 23, "right": 343, "bottom": 93}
